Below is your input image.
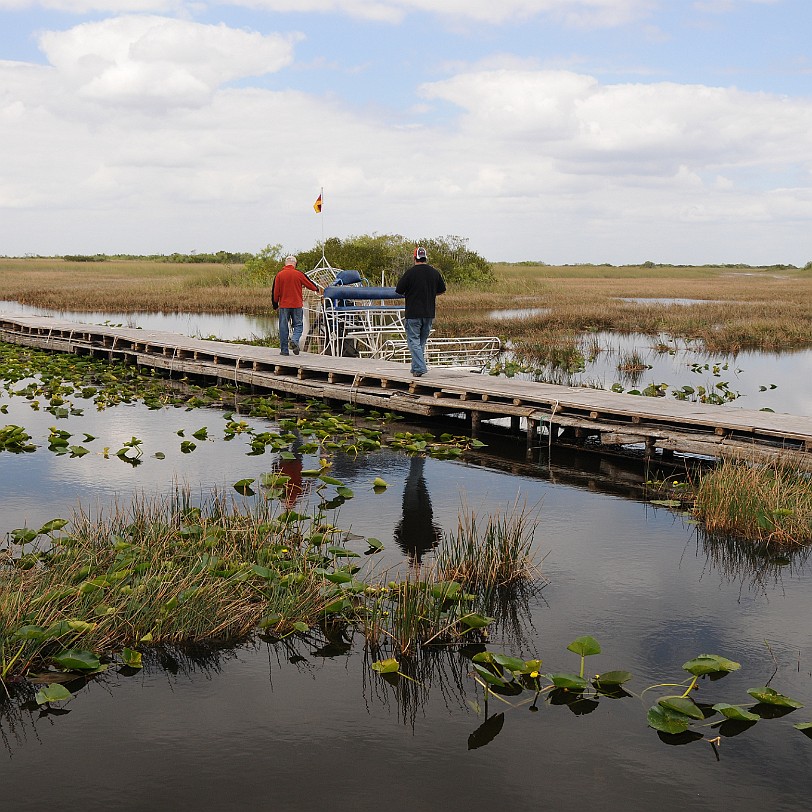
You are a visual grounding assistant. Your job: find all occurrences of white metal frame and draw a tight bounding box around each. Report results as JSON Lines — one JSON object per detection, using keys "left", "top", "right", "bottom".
{"left": 301, "top": 255, "right": 501, "bottom": 370}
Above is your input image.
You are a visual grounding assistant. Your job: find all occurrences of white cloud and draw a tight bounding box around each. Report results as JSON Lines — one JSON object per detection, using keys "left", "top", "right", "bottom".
{"left": 220, "top": 0, "right": 655, "bottom": 26}
{"left": 0, "top": 0, "right": 185, "bottom": 10}
{"left": 1, "top": 15, "right": 811, "bottom": 264}
{"left": 36, "top": 15, "right": 299, "bottom": 109}
{"left": 421, "top": 69, "right": 812, "bottom": 176}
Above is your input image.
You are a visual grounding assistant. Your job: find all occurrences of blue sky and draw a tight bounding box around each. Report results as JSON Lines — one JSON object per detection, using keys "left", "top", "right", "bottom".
{"left": 1, "top": 0, "right": 810, "bottom": 264}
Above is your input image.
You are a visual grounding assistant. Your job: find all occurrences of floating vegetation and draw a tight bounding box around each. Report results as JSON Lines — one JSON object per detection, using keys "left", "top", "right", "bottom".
{"left": 456, "top": 636, "right": 809, "bottom": 751}
{"left": 0, "top": 488, "right": 540, "bottom": 686}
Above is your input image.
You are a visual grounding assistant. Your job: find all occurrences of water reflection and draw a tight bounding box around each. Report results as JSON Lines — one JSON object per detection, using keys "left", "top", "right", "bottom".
{"left": 0, "top": 300, "right": 277, "bottom": 341}
{"left": 696, "top": 528, "right": 812, "bottom": 596}
{"left": 392, "top": 456, "right": 443, "bottom": 566}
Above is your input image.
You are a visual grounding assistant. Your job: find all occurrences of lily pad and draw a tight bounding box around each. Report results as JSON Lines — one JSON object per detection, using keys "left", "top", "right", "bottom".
{"left": 682, "top": 654, "right": 741, "bottom": 676}
{"left": 712, "top": 703, "right": 760, "bottom": 722}
{"left": 746, "top": 687, "right": 803, "bottom": 709}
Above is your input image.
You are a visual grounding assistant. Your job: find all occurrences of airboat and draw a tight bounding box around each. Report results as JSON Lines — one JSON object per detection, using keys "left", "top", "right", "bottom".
{"left": 298, "top": 254, "right": 501, "bottom": 371}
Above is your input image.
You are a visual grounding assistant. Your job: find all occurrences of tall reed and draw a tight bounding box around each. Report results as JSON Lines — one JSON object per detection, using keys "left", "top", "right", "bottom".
{"left": 694, "top": 460, "right": 812, "bottom": 544}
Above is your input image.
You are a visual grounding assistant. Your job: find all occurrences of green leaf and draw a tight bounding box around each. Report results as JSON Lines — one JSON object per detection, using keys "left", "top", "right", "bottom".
{"left": 291, "top": 621, "right": 309, "bottom": 633}
{"left": 746, "top": 687, "right": 803, "bottom": 709}
{"left": 318, "top": 475, "right": 344, "bottom": 485}
{"left": 365, "top": 537, "right": 384, "bottom": 551}
{"left": 593, "top": 670, "right": 633, "bottom": 686}
{"left": 712, "top": 703, "right": 759, "bottom": 722}
{"left": 52, "top": 649, "right": 101, "bottom": 671}
{"left": 35, "top": 684, "right": 73, "bottom": 705}
{"left": 459, "top": 613, "right": 494, "bottom": 630}
{"left": 492, "top": 654, "right": 527, "bottom": 673}
{"left": 794, "top": 722, "right": 812, "bottom": 737}
{"left": 371, "top": 658, "right": 400, "bottom": 674}
{"left": 647, "top": 704, "right": 691, "bottom": 735}
{"left": 372, "top": 477, "right": 389, "bottom": 490}
{"left": 567, "top": 635, "right": 601, "bottom": 657}
{"left": 658, "top": 695, "right": 705, "bottom": 720}
{"left": 473, "top": 663, "right": 508, "bottom": 687}
{"left": 682, "top": 654, "right": 741, "bottom": 676}
{"left": 550, "top": 673, "right": 589, "bottom": 691}
{"left": 121, "top": 648, "right": 143, "bottom": 668}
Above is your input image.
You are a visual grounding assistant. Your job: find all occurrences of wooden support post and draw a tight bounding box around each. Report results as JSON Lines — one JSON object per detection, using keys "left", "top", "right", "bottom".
{"left": 526, "top": 418, "right": 537, "bottom": 454}
{"left": 470, "top": 410, "right": 481, "bottom": 438}
{"left": 510, "top": 415, "right": 521, "bottom": 435}
{"left": 645, "top": 436, "right": 656, "bottom": 458}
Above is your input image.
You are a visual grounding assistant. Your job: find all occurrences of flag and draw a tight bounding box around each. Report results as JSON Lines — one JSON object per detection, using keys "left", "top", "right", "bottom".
{"left": 313, "top": 194, "right": 322, "bottom": 213}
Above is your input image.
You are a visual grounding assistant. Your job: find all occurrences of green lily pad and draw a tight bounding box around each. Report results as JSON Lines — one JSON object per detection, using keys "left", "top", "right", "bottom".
{"left": 712, "top": 703, "right": 760, "bottom": 722}
{"left": 52, "top": 649, "right": 101, "bottom": 672}
{"left": 371, "top": 658, "right": 400, "bottom": 674}
{"left": 35, "top": 683, "right": 73, "bottom": 705}
{"left": 746, "top": 687, "right": 803, "bottom": 709}
{"left": 658, "top": 695, "right": 705, "bottom": 720}
{"left": 647, "top": 704, "right": 692, "bottom": 735}
{"left": 567, "top": 635, "right": 601, "bottom": 657}
{"left": 682, "top": 654, "right": 741, "bottom": 676}
{"left": 550, "top": 673, "right": 588, "bottom": 691}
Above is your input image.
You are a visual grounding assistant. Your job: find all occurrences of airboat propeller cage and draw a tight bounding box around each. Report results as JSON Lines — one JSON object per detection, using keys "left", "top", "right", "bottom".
{"left": 301, "top": 256, "right": 501, "bottom": 368}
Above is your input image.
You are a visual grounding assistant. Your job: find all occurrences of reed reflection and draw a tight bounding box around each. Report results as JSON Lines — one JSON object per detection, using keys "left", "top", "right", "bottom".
{"left": 393, "top": 456, "right": 442, "bottom": 567}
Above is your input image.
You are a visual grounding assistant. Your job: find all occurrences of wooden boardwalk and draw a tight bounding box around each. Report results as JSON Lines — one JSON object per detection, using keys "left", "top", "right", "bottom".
{"left": 2, "top": 313, "right": 811, "bottom": 469}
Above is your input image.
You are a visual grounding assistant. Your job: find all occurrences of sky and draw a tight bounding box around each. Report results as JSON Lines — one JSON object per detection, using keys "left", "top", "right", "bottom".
{"left": 0, "top": 0, "right": 811, "bottom": 265}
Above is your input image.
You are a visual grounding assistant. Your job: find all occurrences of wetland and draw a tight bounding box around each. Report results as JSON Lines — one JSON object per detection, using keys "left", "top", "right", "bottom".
{"left": 2, "top": 258, "right": 812, "bottom": 811}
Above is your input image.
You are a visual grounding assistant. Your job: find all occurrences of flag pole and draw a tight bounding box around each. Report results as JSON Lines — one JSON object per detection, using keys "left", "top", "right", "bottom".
{"left": 318, "top": 187, "right": 325, "bottom": 262}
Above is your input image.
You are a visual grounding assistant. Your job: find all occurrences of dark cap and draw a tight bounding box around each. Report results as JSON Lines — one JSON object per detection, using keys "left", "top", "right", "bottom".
{"left": 414, "top": 246, "right": 427, "bottom": 261}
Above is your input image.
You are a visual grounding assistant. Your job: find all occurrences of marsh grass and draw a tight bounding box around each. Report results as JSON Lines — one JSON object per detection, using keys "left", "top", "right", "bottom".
{"left": 360, "top": 501, "right": 541, "bottom": 658}
{"left": 0, "top": 489, "right": 337, "bottom": 679}
{"left": 440, "top": 263, "right": 812, "bottom": 354}
{"left": 435, "top": 499, "right": 539, "bottom": 592}
{"left": 694, "top": 460, "right": 812, "bottom": 544}
{"left": 2, "top": 259, "right": 810, "bottom": 353}
{"left": 1, "top": 485, "right": 543, "bottom": 681}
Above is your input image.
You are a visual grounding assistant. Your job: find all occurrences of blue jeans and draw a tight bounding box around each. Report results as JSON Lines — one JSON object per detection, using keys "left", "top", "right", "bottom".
{"left": 278, "top": 307, "right": 303, "bottom": 354}
{"left": 405, "top": 317, "right": 432, "bottom": 374}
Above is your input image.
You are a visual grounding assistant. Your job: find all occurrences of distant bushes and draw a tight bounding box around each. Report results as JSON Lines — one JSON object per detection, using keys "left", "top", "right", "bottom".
{"left": 289, "top": 234, "right": 494, "bottom": 287}
{"left": 62, "top": 251, "right": 252, "bottom": 265}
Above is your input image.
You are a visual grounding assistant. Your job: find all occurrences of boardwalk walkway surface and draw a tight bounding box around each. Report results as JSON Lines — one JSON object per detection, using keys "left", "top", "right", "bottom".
{"left": 2, "top": 313, "right": 811, "bottom": 469}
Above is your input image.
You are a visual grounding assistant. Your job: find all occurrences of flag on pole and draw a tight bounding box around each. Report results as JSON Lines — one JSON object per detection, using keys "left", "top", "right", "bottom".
{"left": 313, "top": 193, "right": 322, "bottom": 213}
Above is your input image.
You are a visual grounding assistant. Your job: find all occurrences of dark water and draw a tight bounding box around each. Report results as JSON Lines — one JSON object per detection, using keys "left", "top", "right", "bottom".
{"left": 2, "top": 335, "right": 812, "bottom": 809}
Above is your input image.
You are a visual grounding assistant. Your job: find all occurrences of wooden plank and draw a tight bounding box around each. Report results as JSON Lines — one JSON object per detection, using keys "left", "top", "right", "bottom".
{"left": 2, "top": 314, "right": 811, "bottom": 464}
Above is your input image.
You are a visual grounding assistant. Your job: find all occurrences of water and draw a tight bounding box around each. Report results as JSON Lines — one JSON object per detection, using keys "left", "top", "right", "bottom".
{"left": 2, "top": 315, "right": 812, "bottom": 810}
{"left": 524, "top": 332, "right": 812, "bottom": 417}
{"left": 0, "top": 300, "right": 277, "bottom": 341}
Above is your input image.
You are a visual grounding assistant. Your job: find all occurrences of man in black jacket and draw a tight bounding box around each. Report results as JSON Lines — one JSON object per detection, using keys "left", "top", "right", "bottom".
{"left": 395, "top": 246, "right": 447, "bottom": 376}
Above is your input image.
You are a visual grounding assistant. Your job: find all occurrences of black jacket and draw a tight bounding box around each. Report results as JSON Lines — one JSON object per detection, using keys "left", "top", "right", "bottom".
{"left": 395, "top": 262, "right": 447, "bottom": 319}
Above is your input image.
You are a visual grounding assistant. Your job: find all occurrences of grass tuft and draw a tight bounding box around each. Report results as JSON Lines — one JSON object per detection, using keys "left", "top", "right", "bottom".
{"left": 694, "top": 460, "right": 812, "bottom": 544}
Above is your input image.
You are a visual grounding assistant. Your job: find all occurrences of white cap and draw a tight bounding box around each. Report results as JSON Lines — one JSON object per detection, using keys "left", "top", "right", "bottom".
{"left": 285, "top": 255, "right": 297, "bottom": 265}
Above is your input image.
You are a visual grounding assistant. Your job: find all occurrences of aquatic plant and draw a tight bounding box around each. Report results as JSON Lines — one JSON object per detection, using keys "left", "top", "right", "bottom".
{"left": 435, "top": 498, "right": 539, "bottom": 592}
{"left": 694, "top": 459, "right": 812, "bottom": 544}
{"left": 460, "top": 637, "right": 808, "bottom": 752}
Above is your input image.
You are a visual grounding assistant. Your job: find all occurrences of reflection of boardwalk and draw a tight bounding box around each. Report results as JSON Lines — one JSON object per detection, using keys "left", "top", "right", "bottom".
{"left": 393, "top": 456, "right": 442, "bottom": 567}
{"left": 2, "top": 314, "right": 811, "bottom": 470}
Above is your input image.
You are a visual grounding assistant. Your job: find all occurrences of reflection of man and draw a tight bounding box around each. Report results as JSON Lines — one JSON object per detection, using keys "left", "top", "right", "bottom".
{"left": 393, "top": 455, "right": 442, "bottom": 565}
{"left": 279, "top": 455, "right": 304, "bottom": 509}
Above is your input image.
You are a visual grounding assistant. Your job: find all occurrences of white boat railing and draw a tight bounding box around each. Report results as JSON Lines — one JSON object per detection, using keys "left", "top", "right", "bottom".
{"left": 300, "top": 256, "right": 501, "bottom": 370}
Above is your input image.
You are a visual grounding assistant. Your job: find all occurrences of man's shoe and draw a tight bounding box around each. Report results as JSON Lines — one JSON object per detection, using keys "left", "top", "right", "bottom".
{"left": 412, "top": 371, "right": 425, "bottom": 377}
{"left": 290, "top": 340, "right": 300, "bottom": 355}
{"left": 280, "top": 351, "right": 290, "bottom": 356}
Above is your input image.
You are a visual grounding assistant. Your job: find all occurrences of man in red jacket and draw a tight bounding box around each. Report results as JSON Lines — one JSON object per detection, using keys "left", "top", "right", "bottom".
{"left": 271, "top": 255, "right": 322, "bottom": 355}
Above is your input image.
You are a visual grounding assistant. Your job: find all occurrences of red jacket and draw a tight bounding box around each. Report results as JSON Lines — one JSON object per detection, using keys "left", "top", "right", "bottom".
{"left": 272, "top": 264, "right": 318, "bottom": 308}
